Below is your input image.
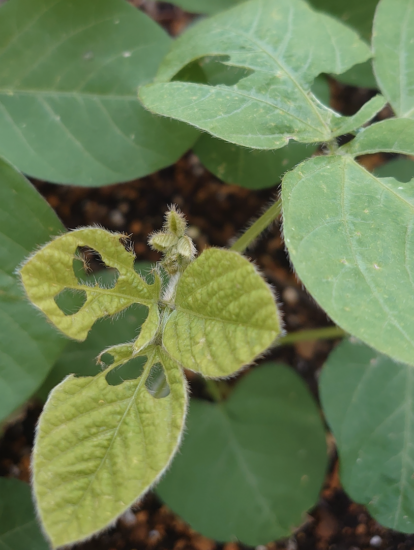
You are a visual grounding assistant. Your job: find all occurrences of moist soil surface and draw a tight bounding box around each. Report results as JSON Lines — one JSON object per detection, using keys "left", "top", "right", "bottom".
{"left": 0, "top": 3, "right": 409, "bottom": 550}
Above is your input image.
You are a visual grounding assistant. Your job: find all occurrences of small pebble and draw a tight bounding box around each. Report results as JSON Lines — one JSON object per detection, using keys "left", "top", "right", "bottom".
{"left": 283, "top": 286, "right": 299, "bottom": 305}
{"left": 370, "top": 535, "right": 382, "bottom": 547}
{"left": 255, "top": 546, "right": 267, "bottom": 550}
{"left": 120, "top": 509, "right": 136, "bottom": 526}
{"left": 109, "top": 209, "right": 125, "bottom": 227}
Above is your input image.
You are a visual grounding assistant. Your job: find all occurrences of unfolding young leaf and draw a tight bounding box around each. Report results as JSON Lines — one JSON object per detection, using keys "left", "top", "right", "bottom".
{"left": 0, "top": 0, "right": 198, "bottom": 186}
{"left": 373, "top": 0, "right": 414, "bottom": 119}
{"left": 282, "top": 155, "right": 414, "bottom": 365}
{"left": 0, "top": 157, "right": 66, "bottom": 421}
{"left": 320, "top": 338, "right": 414, "bottom": 532}
{"left": 140, "top": 0, "right": 371, "bottom": 149}
{"left": 157, "top": 363, "right": 327, "bottom": 545}
{"left": 343, "top": 118, "right": 414, "bottom": 157}
{"left": 163, "top": 248, "right": 281, "bottom": 377}
{"left": 19, "top": 228, "right": 160, "bottom": 341}
{"left": 33, "top": 345, "right": 187, "bottom": 548}
{"left": 0, "top": 478, "right": 49, "bottom": 550}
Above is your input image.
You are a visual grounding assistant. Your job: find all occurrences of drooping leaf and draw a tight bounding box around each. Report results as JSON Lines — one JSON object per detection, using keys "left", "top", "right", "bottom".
{"left": 282, "top": 155, "right": 414, "bottom": 365}
{"left": 19, "top": 228, "right": 161, "bottom": 341}
{"left": 33, "top": 345, "right": 187, "bottom": 548}
{"left": 140, "top": 0, "right": 371, "bottom": 150}
{"left": 0, "top": 157, "right": 66, "bottom": 421}
{"left": 0, "top": 0, "right": 198, "bottom": 186}
{"left": 320, "top": 338, "right": 414, "bottom": 533}
{"left": 163, "top": 248, "right": 281, "bottom": 378}
{"left": 0, "top": 478, "right": 49, "bottom": 550}
{"left": 373, "top": 0, "right": 414, "bottom": 119}
{"left": 330, "top": 95, "right": 386, "bottom": 137}
{"left": 343, "top": 118, "right": 414, "bottom": 156}
{"left": 157, "top": 362, "right": 327, "bottom": 545}
{"left": 374, "top": 157, "right": 414, "bottom": 182}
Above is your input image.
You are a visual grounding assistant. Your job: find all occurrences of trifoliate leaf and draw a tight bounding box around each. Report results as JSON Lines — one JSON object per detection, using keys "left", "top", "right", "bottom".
{"left": 163, "top": 248, "right": 281, "bottom": 377}
{"left": 320, "top": 338, "right": 414, "bottom": 533}
{"left": 343, "top": 118, "right": 414, "bottom": 157}
{"left": 282, "top": 155, "right": 414, "bottom": 365}
{"left": 32, "top": 345, "right": 187, "bottom": 548}
{"left": 139, "top": 0, "right": 371, "bottom": 150}
{"left": 19, "top": 228, "right": 160, "bottom": 341}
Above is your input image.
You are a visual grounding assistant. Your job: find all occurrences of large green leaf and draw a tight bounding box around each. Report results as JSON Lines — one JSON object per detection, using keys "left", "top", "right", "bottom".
{"left": 343, "top": 118, "right": 414, "bottom": 157}
{"left": 282, "top": 155, "right": 414, "bottom": 365}
{"left": 0, "top": 0, "right": 198, "bottom": 186}
{"left": 157, "top": 362, "right": 327, "bottom": 545}
{"left": 320, "top": 338, "right": 414, "bottom": 532}
{"left": 0, "top": 157, "right": 66, "bottom": 421}
{"left": 0, "top": 478, "right": 49, "bottom": 550}
{"left": 140, "top": 0, "right": 371, "bottom": 150}
{"left": 373, "top": 0, "right": 414, "bottom": 118}
{"left": 163, "top": 248, "right": 281, "bottom": 378}
{"left": 33, "top": 345, "right": 187, "bottom": 548}
{"left": 374, "top": 157, "right": 414, "bottom": 182}
{"left": 19, "top": 228, "right": 160, "bottom": 341}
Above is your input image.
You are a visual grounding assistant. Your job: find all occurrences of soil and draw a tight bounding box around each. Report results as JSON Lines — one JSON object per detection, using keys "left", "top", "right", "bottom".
{"left": 0, "top": 3, "right": 408, "bottom": 550}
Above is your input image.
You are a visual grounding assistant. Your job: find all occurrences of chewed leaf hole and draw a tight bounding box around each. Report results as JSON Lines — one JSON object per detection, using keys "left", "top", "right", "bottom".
{"left": 172, "top": 55, "right": 253, "bottom": 87}
{"left": 54, "top": 288, "right": 87, "bottom": 316}
{"left": 74, "top": 246, "right": 119, "bottom": 289}
{"left": 106, "top": 355, "right": 147, "bottom": 387}
{"left": 145, "top": 363, "right": 170, "bottom": 399}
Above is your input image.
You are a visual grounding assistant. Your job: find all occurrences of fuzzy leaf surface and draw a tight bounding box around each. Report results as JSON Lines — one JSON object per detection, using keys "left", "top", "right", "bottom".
{"left": 0, "top": 478, "right": 49, "bottom": 550}
{"left": 20, "top": 228, "right": 159, "bottom": 341}
{"left": 33, "top": 346, "right": 187, "bottom": 548}
{"left": 158, "top": 363, "right": 327, "bottom": 545}
{"left": 140, "top": 0, "right": 371, "bottom": 150}
{"left": 0, "top": 0, "right": 198, "bottom": 185}
{"left": 320, "top": 338, "right": 414, "bottom": 533}
{"left": 282, "top": 155, "right": 414, "bottom": 365}
{"left": 373, "top": 0, "right": 414, "bottom": 118}
{"left": 343, "top": 119, "right": 414, "bottom": 156}
{"left": 163, "top": 248, "right": 280, "bottom": 378}
{"left": 0, "top": 157, "right": 66, "bottom": 421}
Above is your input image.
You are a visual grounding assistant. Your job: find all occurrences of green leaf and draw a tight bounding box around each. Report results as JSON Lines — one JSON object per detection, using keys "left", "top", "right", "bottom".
{"left": 334, "top": 61, "right": 377, "bottom": 90}
{"left": 0, "top": 478, "right": 49, "bottom": 550}
{"left": 374, "top": 157, "right": 414, "bottom": 182}
{"left": 139, "top": 0, "right": 371, "bottom": 150}
{"left": 163, "top": 248, "right": 281, "bottom": 378}
{"left": 19, "top": 228, "right": 160, "bottom": 341}
{"left": 343, "top": 118, "right": 414, "bottom": 156}
{"left": 0, "top": 0, "right": 198, "bottom": 186}
{"left": 320, "top": 338, "right": 414, "bottom": 533}
{"left": 157, "top": 362, "right": 327, "bottom": 545}
{"left": 282, "top": 155, "right": 414, "bottom": 365}
{"left": 33, "top": 345, "right": 187, "bottom": 548}
{"left": 150, "top": 0, "right": 245, "bottom": 14}
{"left": 330, "top": 95, "right": 386, "bottom": 137}
{"left": 0, "top": 157, "right": 66, "bottom": 421}
{"left": 373, "top": 0, "right": 414, "bottom": 118}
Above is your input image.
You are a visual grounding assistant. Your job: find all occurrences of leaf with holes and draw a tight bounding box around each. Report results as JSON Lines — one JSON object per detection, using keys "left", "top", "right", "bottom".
{"left": 19, "top": 228, "right": 161, "bottom": 341}
{"left": 33, "top": 345, "right": 187, "bottom": 548}
{"left": 0, "top": 478, "right": 49, "bottom": 550}
{"left": 282, "top": 155, "right": 414, "bottom": 365}
{"left": 0, "top": 156, "right": 67, "bottom": 422}
{"left": 139, "top": 0, "right": 371, "bottom": 150}
{"left": 343, "top": 118, "right": 414, "bottom": 157}
{"left": 320, "top": 338, "right": 414, "bottom": 533}
{"left": 157, "top": 363, "right": 327, "bottom": 545}
{"left": 373, "top": 0, "right": 414, "bottom": 118}
{"left": 0, "top": 0, "right": 198, "bottom": 186}
{"left": 163, "top": 248, "right": 281, "bottom": 378}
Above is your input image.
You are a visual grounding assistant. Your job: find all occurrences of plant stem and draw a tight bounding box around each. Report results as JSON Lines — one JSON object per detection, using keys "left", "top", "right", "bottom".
{"left": 204, "top": 379, "right": 223, "bottom": 402}
{"left": 277, "top": 326, "right": 346, "bottom": 346}
{"left": 231, "top": 199, "right": 282, "bottom": 254}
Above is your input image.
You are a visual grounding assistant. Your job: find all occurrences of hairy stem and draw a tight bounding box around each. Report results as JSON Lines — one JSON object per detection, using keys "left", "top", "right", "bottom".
{"left": 231, "top": 199, "right": 282, "bottom": 254}
{"left": 277, "top": 326, "right": 346, "bottom": 346}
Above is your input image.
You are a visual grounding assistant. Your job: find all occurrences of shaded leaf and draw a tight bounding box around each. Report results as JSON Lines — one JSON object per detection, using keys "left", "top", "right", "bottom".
{"left": 0, "top": 157, "right": 66, "bottom": 421}
{"left": 140, "top": 0, "right": 371, "bottom": 149}
{"left": 374, "top": 157, "right": 414, "bottom": 182}
{"left": 282, "top": 155, "right": 414, "bottom": 365}
{"left": 19, "top": 228, "right": 160, "bottom": 341}
{"left": 334, "top": 60, "right": 377, "bottom": 89}
{"left": 343, "top": 118, "right": 414, "bottom": 156}
{"left": 320, "top": 338, "right": 414, "bottom": 532}
{"left": 33, "top": 345, "right": 187, "bottom": 548}
{"left": 373, "top": 0, "right": 414, "bottom": 118}
{"left": 0, "top": 478, "right": 48, "bottom": 550}
{"left": 157, "top": 362, "right": 327, "bottom": 545}
{"left": 0, "top": 0, "right": 198, "bottom": 186}
{"left": 163, "top": 248, "right": 281, "bottom": 378}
